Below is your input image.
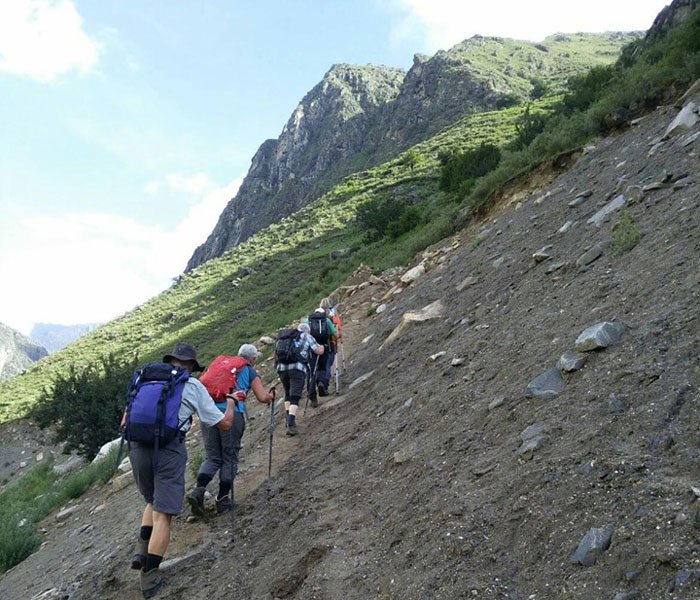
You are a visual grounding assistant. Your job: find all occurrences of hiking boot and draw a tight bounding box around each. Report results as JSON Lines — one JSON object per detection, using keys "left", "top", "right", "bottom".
{"left": 309, "top": 397, "right": 318, "bottom": 408}
{"left": 318, "top": 384, "right": 328, "bottom": 397}
{"left": 186, "top": 486, "right": 206, "bottom": 516}
{"left": 286, "top": 423, "right": 298, "bottom": 436}
{"left": 215, "top": 494, "right": 232, "bottom": 514}
{"left": 131, "top": 536, "right": 148, "bottom": 570}
{"left": 140, "top": 568, "right": 162, "bottom": 599}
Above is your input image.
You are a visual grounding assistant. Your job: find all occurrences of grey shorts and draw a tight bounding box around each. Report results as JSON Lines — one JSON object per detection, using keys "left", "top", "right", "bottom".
{"left": 129, "top": 436, "right": 187, "bottom": 516}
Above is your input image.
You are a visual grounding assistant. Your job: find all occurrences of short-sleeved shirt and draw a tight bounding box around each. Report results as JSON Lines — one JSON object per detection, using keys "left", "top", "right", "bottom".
{"left": 276, "top": 331, "right": 321, "bottom": 374}
{"left": 179, "top": 377, "right": 225, "bottom": 430}
{"left": 213, "top": 364, "right": 258, "bottom": 414}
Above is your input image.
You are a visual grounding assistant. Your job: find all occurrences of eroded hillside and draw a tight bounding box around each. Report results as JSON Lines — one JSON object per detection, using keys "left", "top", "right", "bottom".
{"left": 1, "top": 82, "right": 698, "bottom": 600}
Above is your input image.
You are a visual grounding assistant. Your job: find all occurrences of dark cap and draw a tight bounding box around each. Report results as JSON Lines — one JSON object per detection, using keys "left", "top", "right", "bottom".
{"left": 163, "top": 342, "right": 204, "bottom": 372}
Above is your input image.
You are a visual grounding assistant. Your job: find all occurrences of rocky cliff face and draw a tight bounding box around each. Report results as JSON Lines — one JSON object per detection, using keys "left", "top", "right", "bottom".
{"left": 187, "top": 33, "right": 638, "bottom": 271}
{"left": 0, "top": 323, "right": 47, "bottom": 380}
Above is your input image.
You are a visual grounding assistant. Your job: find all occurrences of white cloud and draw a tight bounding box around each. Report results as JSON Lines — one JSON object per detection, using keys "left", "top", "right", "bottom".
{"left": 390, "top": 0, "right": 671, "bottom": 51}
{"left": 0, "top": 0, "right": 101, "bottom": 82}
{"left": 0, "top": 175, "right": 242, "bottom": 335}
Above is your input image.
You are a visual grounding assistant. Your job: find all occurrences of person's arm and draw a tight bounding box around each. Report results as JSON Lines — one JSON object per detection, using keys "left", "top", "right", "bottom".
{"left": 250, "top": 376, "right": 274, "bottom": 403}
{"left": 327, "top": 318, "right": 337, "bottom": 337}
{"left": 216, "top": 397, "right": 235, "bottom": 430}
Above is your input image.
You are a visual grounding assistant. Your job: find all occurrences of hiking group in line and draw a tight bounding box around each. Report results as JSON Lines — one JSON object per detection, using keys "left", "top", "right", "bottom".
{"left": 121, "top": 298, "right": 343, "bottom": 598}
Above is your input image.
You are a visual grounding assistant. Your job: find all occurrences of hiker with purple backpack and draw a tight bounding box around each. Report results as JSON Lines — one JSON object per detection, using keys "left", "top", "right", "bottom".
{"left": 125, "top": 342, "right": 235, "bottom": 599}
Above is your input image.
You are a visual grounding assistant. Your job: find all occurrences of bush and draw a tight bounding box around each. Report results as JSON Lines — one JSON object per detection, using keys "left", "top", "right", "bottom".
{"left": 356, "top": 196, "right": 422, "bottom": 241}
{"left": 439, "top": 143, "right": 502, "bottom": 195}
{"left": 32, "top": 354, "right": 138, "bottom": 460}
{"left": 611, "top": 211, "right": 643, "bottom": 256}
{"left": 509, "top": 104, "right": 548, "bottom": 151}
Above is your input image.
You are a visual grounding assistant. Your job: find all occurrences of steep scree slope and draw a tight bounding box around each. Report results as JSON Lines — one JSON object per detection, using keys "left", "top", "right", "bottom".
{"left": 0, "top": 92, "right": 698, "bottom": 599}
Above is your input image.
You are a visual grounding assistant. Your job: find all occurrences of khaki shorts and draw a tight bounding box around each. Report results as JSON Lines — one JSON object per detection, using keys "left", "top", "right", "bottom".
{"left": 129, "top": 436, "right": 187, "bottom": 515}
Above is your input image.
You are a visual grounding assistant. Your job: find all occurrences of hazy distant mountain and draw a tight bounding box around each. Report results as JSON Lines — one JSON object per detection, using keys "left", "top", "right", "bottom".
{"left": 0, "top": 322, "right": 48, "bottom": 380}
{"left": 30, "top": 322, "right": 101, "bottom": 353}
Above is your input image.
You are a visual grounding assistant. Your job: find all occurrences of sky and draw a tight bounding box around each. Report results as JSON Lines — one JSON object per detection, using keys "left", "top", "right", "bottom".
{"left": 0, "top": 0, "right": 671, "bottom": 336}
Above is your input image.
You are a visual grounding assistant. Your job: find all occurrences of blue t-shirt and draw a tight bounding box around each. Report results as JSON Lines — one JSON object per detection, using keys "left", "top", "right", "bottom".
{"left": 214, "top": 364, "right": 258, "bottom": 414}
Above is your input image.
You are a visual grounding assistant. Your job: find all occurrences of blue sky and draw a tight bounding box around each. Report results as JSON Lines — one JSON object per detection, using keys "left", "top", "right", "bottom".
{"left": 0, "top": 0, "right": 670, "bottom": 335}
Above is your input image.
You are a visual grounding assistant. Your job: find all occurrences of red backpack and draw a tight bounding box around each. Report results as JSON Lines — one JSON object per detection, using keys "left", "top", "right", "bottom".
{"left": 198, "top": 355, "right": 250, "bottom": 401}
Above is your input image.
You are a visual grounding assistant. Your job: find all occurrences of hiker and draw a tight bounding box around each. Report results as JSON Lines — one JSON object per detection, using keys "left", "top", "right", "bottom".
{"left": 129, "top": 343, "right": 235, "bottom": 599}
{"left": 187, "top": 343, "right": 274, "bottom": 516}
{"left": 322, "top": 298, "right": 343, "bottom": 391}
{"left": 276, "top": 322, "right": 324, "bottom": 435}
{"left": 306, "top": 304, "right": 337, "bottom": 405}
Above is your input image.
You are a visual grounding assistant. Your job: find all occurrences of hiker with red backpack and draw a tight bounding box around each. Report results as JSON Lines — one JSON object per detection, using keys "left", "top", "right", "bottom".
{"left": 126, "top": 342, "right": 235, "bottom": 599}
{"left": 187, "top": 343, "right": 274, "bottom": 517}
{"left": 321, "top": 298, "right": 343, "bottom": 393}
{"left": 306, "top": 303, "right": 337, "bottom": 405}
{"left": 275, "top": 322, "right": 324, "bottom": 435}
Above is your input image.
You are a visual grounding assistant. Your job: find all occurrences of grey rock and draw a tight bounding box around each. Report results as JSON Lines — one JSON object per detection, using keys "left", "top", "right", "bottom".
{"left": 516, "top": 435, "right": 546, "bottom": 459}
{"left": 456, "top": 276, "right": 478, "bottom": 292}
{"left": 520, "top": 421, "right": 546, "bottom": 441}
{"left": 525, "top": 368, "right": 566, "bottom": 400}
{"left": 545, "top": 261, "right": 568, "bottom": 275}
{"left": 587, "top": 194, "right": 626, "bottom": 227}
{"left": 670, "top": 569, "right": 700, "bottom": 592}
{"left": 612, "top": 591, "right": 640, "bottom": 600}
{"left": 488, "top": 395, "right": 506, "bottom": 410}
{"left": 533, "top": 245, "right": 553, "bottom": 262}
{"left": 576, "top": 244, "right": 604, "bottom": 269}
{"left": 575, "top": 321, "right": 625, "bottom": 351}
{"left": 663, "top": 101, "right": 698, "bottom": 139}
{"left": 608, "top": 393, "right": 625, "bottom": 414}
{"left": 558, "top": 220, "right": 574, "bottom": 234}
{"left": 570, "top": 523, "right": 615, "bottom": 566}
{"left": 558, "top": 350, "right": 588, "bottom": 372}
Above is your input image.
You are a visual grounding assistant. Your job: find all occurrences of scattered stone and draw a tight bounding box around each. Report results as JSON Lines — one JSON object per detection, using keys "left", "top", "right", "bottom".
{"left": 112, "top": 472, "right": 134, "bottom": 492}
{"left": 456, "top": 276, "right": 478, "bottom": 292}
{"left": 488, "top": 395, "right": 506, "bottom": 410}
{"left": 669, "top": 569, "right": 700, "bottom": 592}
{"left": 451, "top": 357, "right": 465, "bottom": 367}
{"left": 393, "top": 441, "right": 420, "bottom": 464}
{"left": 533, "top": 245, "right": 553, "bottom": 262}
{"left": 587, "top": 194, "right": 626, "bottom": 228}
{"left": 358, "top": 281, "right": 371, "bottom": 290}
{"left": 558, "top": 220, "right": 574, "bottom": 234}
{"left": 570, "top": 523, "right": 615, "bottom": 566}
{"left": 662, "top": 101, "right": 698, "bottom": 139}
{"left": 516, "top": 423, "right": 547, "bottom": 460}
{"left": 349, "top": 371, "right": 375, "bottom": 390}
{"left": 612, "top": 591, "right": 640, "bottom": 600}
{"left": 395, "top": 398, "right": 414, "bottom": 415}
{"left": 428, "top": 351, "right": 446, "bottom": 362}
{"left": 569, "top": 196, "right": 589, "bottom": 208}
{"left": 608, "top": 393, "right": 625, "bottom": 414}
{"left": 558, "top": 350, "right": 588, "bottom": 372}
{"left": 401, "top": 263, "right": 426, "bottom": 284}
{"left": 492, "top": 256, "right": 505, "bottom": 268}
{"left": 361, "top": 334, "right": 374, "bottom": 344}
{"left": 576, "top": 244, "right": 604, "bottom": 269}
{"left": 30, "top": 589, "right": 68, "bottom": 600}
{"left": 381, "top": 300, "right": 445, "bottom": 349}
{"left": 575, "top": 321, "right": 625, "bottom": 351}
{"left": 368, "top": 274, "right": 385, "bottom": 285}
{"left": 681, "top": 131, "right": 700, "bottom": 148}
{"left": 525, "top": 368, "right": 566, "bottom": 400}
{"left": 55, "top": 506, "right": 79, "bottom": 522}
{"left": 93, "top": 437, "right": 122, "bottom": 463}
{"left": 642, "top": 181, "right": 665, "bottom": 192}
{"left": 545, "top": 261, "right": 568, "bottom": 275}
{"left": 259, "top": 335, "right": 275, "bottom": 345}
{"left": 375, "top": 304, "right": 387, "bottom": 314}
{"left": 117, "top": 457, "right": 132, "bottom": 474}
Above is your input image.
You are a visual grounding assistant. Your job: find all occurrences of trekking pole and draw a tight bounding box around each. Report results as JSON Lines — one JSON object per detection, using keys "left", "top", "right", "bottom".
{"left": 334, "top": 360, "right": 339, "bottom": 395}
{"left": 340, "top": 340, "right": 346, "bottom": 371}
{"left": 267, "top": 387, "right": 276, "bottom": 496}
{"left": 304, "top": 359, "right": 318, "bottom": 415}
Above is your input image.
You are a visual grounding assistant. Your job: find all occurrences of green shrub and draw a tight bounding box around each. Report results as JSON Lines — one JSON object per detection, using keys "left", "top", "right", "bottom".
{"left": 356, "top": 196, "right": 422, "bottom": 241}
{"left": 439, "top": 143, "right": 502, "bottom": 195}
{"left": 32, "top": 354, "right": 138, "bottom": 460}
{"left": 509, "top": 104, "right": 548, "bottom": 151}
{"left": 611, "top": 211, "right": 643, "bottom": 256}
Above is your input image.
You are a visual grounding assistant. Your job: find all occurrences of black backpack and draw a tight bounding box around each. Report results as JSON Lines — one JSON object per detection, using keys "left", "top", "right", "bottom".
{"left": 308, "top": 312, "right": 330, "bottom": 344}
{"left": 275, "top": 328, "right": 306, "bottom": 365}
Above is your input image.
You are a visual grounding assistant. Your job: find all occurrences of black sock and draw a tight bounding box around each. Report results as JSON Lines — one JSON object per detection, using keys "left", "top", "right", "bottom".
{"left": 218, "top": 481, "right": 232, "bottom": 498}
{"left": 140, "top": 526, "right": 153, "bottom": 541}
{"left": 145, "top": 553, "right": 162, "bottom": 572}
{"left": 288, "top": 414, "right": 296, "bottom": 426}
{"left": 196, "top": 473, "right": 213, "bottom": 488}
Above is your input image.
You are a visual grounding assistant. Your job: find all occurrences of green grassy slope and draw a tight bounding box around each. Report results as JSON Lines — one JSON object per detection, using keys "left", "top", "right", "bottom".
{"left": 0, "top": 100, "right": 550, "bottom": 422}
